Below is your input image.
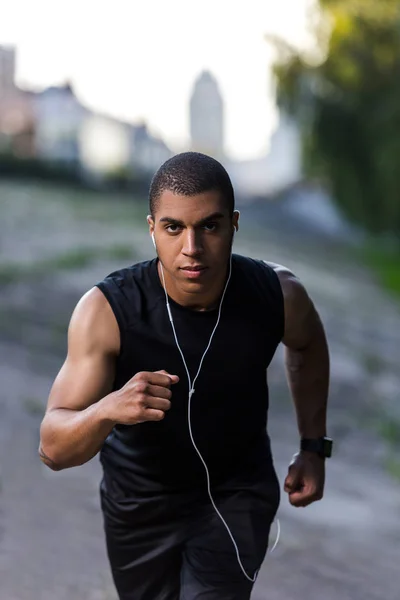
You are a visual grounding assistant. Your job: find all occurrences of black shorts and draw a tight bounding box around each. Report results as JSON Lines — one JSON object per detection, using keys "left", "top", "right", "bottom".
{"left": 100, "top": 463, "right": 280, "bottom": 600}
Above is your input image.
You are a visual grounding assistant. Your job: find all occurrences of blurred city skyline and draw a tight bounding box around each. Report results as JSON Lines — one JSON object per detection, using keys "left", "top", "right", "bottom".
{"left": 0, "top": 0, "right": 316, "bottom": 161}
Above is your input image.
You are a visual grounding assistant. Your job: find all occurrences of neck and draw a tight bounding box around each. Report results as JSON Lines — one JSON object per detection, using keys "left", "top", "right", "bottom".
{"left": 157, "top": 260, "right": 230, "bottom": 312}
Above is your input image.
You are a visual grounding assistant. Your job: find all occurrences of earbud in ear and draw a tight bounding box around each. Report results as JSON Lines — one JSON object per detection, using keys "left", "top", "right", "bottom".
{"left": 151, "top": 233, "right": 156, "bottom": 249}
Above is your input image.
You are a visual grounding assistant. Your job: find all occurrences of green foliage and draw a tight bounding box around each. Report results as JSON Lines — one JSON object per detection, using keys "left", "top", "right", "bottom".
{"left": 271, "top": 0, "right": 400, "bottom": 239}
{"left": 378, "top": 415, "right": 400, "bottom": 447}
{"left": 0, "top": 153, "right": 151, "bottom": 196}
{"left": 0, "top": 153, "right": 82, "bottom": 184}
{"left": 361, "top": 240, "right": 400, "bottom": 299}
{"left": 385, "top": 455, "right": 400, "bottom": 482}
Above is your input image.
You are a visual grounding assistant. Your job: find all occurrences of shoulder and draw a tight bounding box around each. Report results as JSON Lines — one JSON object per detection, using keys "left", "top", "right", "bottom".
{"left": 69, "top": 286, "right": 120, "bottom": 356}
{"left": 69, "top": 260, "right": 154, "bottom": 354}
{"left": 263, "top": 261, "right": 320, "bottom": 348}
{"left": 263, "top": 261, "right": 308, "bottom": 305}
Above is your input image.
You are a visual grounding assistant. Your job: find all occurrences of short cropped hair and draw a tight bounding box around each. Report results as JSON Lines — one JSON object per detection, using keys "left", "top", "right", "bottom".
{"left": 149, "top": 152, "right": 235, "bottom": 216}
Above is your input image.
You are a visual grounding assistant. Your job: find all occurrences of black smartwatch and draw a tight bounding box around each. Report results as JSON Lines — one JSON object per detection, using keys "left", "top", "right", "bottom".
{"left": 300, "top": 437, "right": 333, "bottom": 458}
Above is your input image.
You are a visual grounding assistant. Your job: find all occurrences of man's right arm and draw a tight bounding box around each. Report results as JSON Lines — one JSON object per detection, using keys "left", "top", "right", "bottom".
{"left": 39, "top": 287, "right": 179, "bottom": 471}
{"left": 38, "top": 287, "right": 120, "bottom": 471}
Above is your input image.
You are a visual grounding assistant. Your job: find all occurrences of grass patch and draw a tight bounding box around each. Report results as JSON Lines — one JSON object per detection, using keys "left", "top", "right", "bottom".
{"left": 385, "top": 455, "right": 400, "bottom": 483}
{"left": 23, "top": 396, "right": 45, "bottom": 417}
{"left": 371, "top": 414, "right": 400, "bottom": 483}
{"left": 0, "top": 264, "right": 25, "bottom": 285}
{"left": 360, "top": 352, "right": 385, "bottom": 376}
{"left": 377, "top": 416, "right": 400, "bottom": 448}
{"left": 50, "top": 248, "right": 98, "bottom": 270}
{"left": 360, "top": 241, "right": 400, "bottom": 300}
{"left": 48, "top": 244, "right": 134, "bottom": 269}
{"left": 66, "top": 190, "right": 148, "bottom": 226}
{"left": 106, "top": 244, "right": 135, "bottom": 261}
{"left": 0, "top": 243, "right": 135, "bottom": 285}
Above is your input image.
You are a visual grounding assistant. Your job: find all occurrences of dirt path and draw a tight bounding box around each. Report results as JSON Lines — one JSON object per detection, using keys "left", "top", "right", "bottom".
{"left": 1, "top": 181, "right": 400, "bottom": 599}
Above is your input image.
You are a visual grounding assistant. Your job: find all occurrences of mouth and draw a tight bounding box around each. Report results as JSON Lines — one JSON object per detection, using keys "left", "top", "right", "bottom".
{"left": 180, "top": 265, "right": 208, "bottom": 279}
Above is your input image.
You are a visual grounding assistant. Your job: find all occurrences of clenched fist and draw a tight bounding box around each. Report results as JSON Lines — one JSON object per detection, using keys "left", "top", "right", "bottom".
{"left": 284, "top": 451, "right": 325, "bottom": 508}
{"left": 105, "top": 370, "right": 179, "bottom": 426}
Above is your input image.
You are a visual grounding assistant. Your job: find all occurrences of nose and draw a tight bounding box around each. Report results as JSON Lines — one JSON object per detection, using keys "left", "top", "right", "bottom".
{"left": 182, "top": 228, "right": 203, "bottom": 257}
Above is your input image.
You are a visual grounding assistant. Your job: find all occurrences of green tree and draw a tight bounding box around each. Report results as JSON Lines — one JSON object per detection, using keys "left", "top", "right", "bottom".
{"left": 270, "top": 0, "right": 400, "bottom": 240}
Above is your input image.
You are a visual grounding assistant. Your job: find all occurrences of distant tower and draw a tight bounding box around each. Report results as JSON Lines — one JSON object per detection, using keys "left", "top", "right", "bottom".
{"left": 0, "top": 46, "right": 16, "bottom": 98}
{"left": 189, "top": 70, "right": 224, "bottom": 159}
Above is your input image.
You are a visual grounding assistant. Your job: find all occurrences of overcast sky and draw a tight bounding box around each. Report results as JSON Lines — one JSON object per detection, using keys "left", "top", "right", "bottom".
{"left": 0, "top": 0, "right": 316, "bottom": 160}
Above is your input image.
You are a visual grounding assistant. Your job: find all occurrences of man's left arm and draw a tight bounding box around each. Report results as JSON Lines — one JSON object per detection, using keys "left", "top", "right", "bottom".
{"left": 268, "top": 262, "right": 330, "bottom": 507}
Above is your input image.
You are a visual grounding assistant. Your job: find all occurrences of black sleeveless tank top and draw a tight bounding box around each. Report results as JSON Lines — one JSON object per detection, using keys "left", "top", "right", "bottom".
{"left": 96, "top": 254, "right": 284, "bottom": 492}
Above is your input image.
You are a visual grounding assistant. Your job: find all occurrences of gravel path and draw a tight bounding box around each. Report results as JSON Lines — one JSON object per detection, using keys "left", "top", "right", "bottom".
{"left": 1, "top": 181, "right": 399, "bottom": 599}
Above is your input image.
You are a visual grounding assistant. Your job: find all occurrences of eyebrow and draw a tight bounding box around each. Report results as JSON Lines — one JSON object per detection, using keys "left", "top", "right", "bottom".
{"left": 159, "top": 212, "right": 225, "bottom": 227}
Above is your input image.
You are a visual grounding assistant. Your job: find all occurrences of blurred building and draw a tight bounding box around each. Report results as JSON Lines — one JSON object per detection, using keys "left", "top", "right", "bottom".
{"left": 80, "top": 117, "right": 172, "bottom": 175}
{"left": 189, "top": 70, "right": 225, "bottom": 160}
{"left": 79, "top": 113, "right": 131, "bottom": 173}
{"left": 131, "top": 123, "right": 173, "bottom": 174}
{"left": 265, "top": 113, "right": 301, "bottom": 192}
{"left": 0, "top": 45, "right": 16, "bottom": 98}
{"left": 32, "top": 82, "right": 89, "bottom": 165}
{"left": 0, "top": 45, "right": 172, "bottom": 176}
{"left": 0, "top": 45, "right": 36, "bottom": 157}
{"left": 228, "top": 113, "right": 302, "bottom": 197}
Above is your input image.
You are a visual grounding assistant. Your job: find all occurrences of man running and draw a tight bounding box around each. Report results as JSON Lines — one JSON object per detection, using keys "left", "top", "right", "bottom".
{"left": 39, "top": 152, "right": 331, "bottom": 600}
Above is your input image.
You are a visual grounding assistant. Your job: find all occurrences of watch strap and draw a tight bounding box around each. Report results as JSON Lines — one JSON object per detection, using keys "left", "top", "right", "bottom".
{"left": 301, "top": 437, "right": 333, "bottom": 458}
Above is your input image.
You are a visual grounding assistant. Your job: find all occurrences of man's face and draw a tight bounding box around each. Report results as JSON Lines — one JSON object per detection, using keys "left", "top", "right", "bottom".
{"left": 147, "top": 189, "right": 239, "bottom": 292}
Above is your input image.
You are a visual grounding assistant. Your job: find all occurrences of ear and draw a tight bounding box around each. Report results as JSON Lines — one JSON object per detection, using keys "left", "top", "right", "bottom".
{"left": 147, "top": 214, "right": 155, "bottom": 236}
{"left": 233, "top": 210, "right": 240, "bottom": 232}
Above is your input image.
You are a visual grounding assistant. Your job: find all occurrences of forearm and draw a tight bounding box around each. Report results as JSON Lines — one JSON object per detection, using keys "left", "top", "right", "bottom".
{"left": 284, "top": 332, "right": 330, "bottom": 439}
{"left": 39, "top": 394, "right": 116, "bottom": 470}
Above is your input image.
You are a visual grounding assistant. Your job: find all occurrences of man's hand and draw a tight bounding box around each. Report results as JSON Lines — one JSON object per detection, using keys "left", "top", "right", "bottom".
{"left": 284, "top": 451, "right": 325, "bottom": 507}
{"left": 103, "top": 370, "right": 179, "bottom": 426}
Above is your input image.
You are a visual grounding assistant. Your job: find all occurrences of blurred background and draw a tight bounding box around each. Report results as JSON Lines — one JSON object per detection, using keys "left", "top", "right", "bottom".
{"left": 0, "top": 1, "right": 400, "bottom": 599}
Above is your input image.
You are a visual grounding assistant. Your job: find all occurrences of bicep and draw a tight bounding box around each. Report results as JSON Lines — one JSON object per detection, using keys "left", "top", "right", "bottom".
{"left": 47, "top": 352, "right": 115, "bottom": 413}
{"left": 45, "top": 287, "right": 119, "bottom": 413}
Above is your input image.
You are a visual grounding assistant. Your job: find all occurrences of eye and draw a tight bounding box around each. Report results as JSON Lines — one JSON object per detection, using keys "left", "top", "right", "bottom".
{"left": 203, "top": 222, "right": 218, "bottom": 232}
{"left": 165, "top": 224, "right": 182, "bottom": 233}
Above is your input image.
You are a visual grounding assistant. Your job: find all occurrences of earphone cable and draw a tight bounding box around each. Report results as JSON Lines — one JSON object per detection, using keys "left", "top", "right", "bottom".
{"left": 158, "top": 256, "right": 280, "bottom": 582}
